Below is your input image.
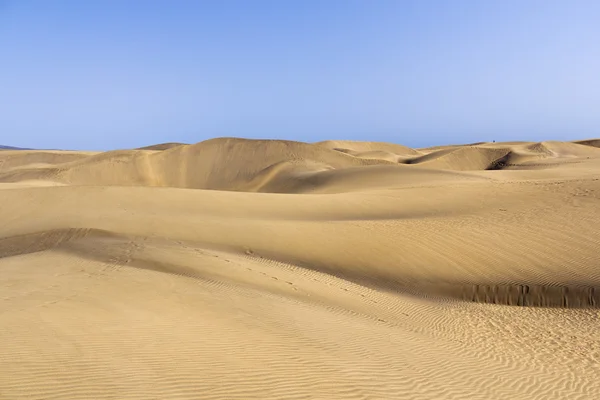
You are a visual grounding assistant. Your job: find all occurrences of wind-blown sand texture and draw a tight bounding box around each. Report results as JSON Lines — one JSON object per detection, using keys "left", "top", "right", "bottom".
{"left": 1, "top": 137, "right": 600, "bottom": 399}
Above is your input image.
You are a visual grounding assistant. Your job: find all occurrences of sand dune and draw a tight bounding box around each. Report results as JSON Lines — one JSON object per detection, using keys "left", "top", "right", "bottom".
{"left": 573, "top": 138, "right": 600, "bottom": 149}
{"left": 317, "top": 139, "right": 422, "bottom": 156}
{"left": 136, "top": 142, "right": 187, "bottom": 151}
{"left": 1, "top": 137, "right": 600, "bottom": 399}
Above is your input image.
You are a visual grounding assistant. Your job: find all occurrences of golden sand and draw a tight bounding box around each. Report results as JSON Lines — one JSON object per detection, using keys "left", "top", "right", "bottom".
{"left": 1, "top": 138, "right": 599, "bottom": 399}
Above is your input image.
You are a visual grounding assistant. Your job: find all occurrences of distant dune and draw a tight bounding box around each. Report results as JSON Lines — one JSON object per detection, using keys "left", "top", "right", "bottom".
{"left": 574, "top": 138, "right": 600, "bottom": 148}
{"left": 1, "top": 137, "right": 600, "bottom": 399}
{"left": 1, "top": 137, "right": 599, "bottom": 192}
{"left": 136, "top": 142, "right": 187, "bottom": 151}
{"left": 0, "top": 145, "right": 29, "bottom": 150}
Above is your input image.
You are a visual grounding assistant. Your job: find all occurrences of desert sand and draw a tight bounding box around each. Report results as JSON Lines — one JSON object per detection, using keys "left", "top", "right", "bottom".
{"left": 1, "top": 137, "right": 600, "bottom": 399}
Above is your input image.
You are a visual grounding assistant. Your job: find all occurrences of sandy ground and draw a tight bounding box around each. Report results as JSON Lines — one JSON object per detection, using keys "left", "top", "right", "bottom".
{"left": 1, "top": 138, "right": 600, "bottom": 399}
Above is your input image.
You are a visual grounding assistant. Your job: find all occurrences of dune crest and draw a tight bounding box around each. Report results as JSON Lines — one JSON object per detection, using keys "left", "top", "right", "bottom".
{"left": 3, "top": 137, "right": 599, "bottom": 192}
{"left": 1, "top": 137, "right": 600, "bottom": 399}
{"left": 136, "top": 142, "right": 187, "bottom": 151}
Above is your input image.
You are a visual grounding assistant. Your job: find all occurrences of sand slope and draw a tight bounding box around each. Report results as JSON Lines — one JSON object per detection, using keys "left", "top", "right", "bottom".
{"left": 136, "top": 142, "right": 187, "bottom": 151}
{"left": 1, "top": 137, "right": 600, "bottom": 399}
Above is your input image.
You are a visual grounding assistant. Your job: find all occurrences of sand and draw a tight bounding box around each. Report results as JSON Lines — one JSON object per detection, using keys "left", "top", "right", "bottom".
{"left": 1, "top": 138, "right": 600, "bottom": 399}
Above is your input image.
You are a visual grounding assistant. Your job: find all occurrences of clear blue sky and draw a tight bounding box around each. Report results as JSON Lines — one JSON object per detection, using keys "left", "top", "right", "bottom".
{"left": 1, "top": 0, "right": 599, "bottom": 150}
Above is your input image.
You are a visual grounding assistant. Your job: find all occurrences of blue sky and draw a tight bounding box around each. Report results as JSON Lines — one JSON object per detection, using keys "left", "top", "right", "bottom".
{"left": 1, "top": 0, "right": 599, "bottom": 150}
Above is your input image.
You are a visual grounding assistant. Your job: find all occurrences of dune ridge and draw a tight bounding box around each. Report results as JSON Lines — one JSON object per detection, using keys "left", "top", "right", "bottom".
{"left": 136, "top": 142, "right": 187, "bottom": 151}
{"left": 3, "top": 137, "right": 599, "bottom": 192}
{"left": 1, "top": 137, "right": 600, "bottom": 399}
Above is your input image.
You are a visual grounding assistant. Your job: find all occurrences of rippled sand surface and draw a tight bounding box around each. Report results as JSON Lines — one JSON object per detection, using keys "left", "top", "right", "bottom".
{"left": 1, "top": 138, "right": 600, "bottom": 399}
